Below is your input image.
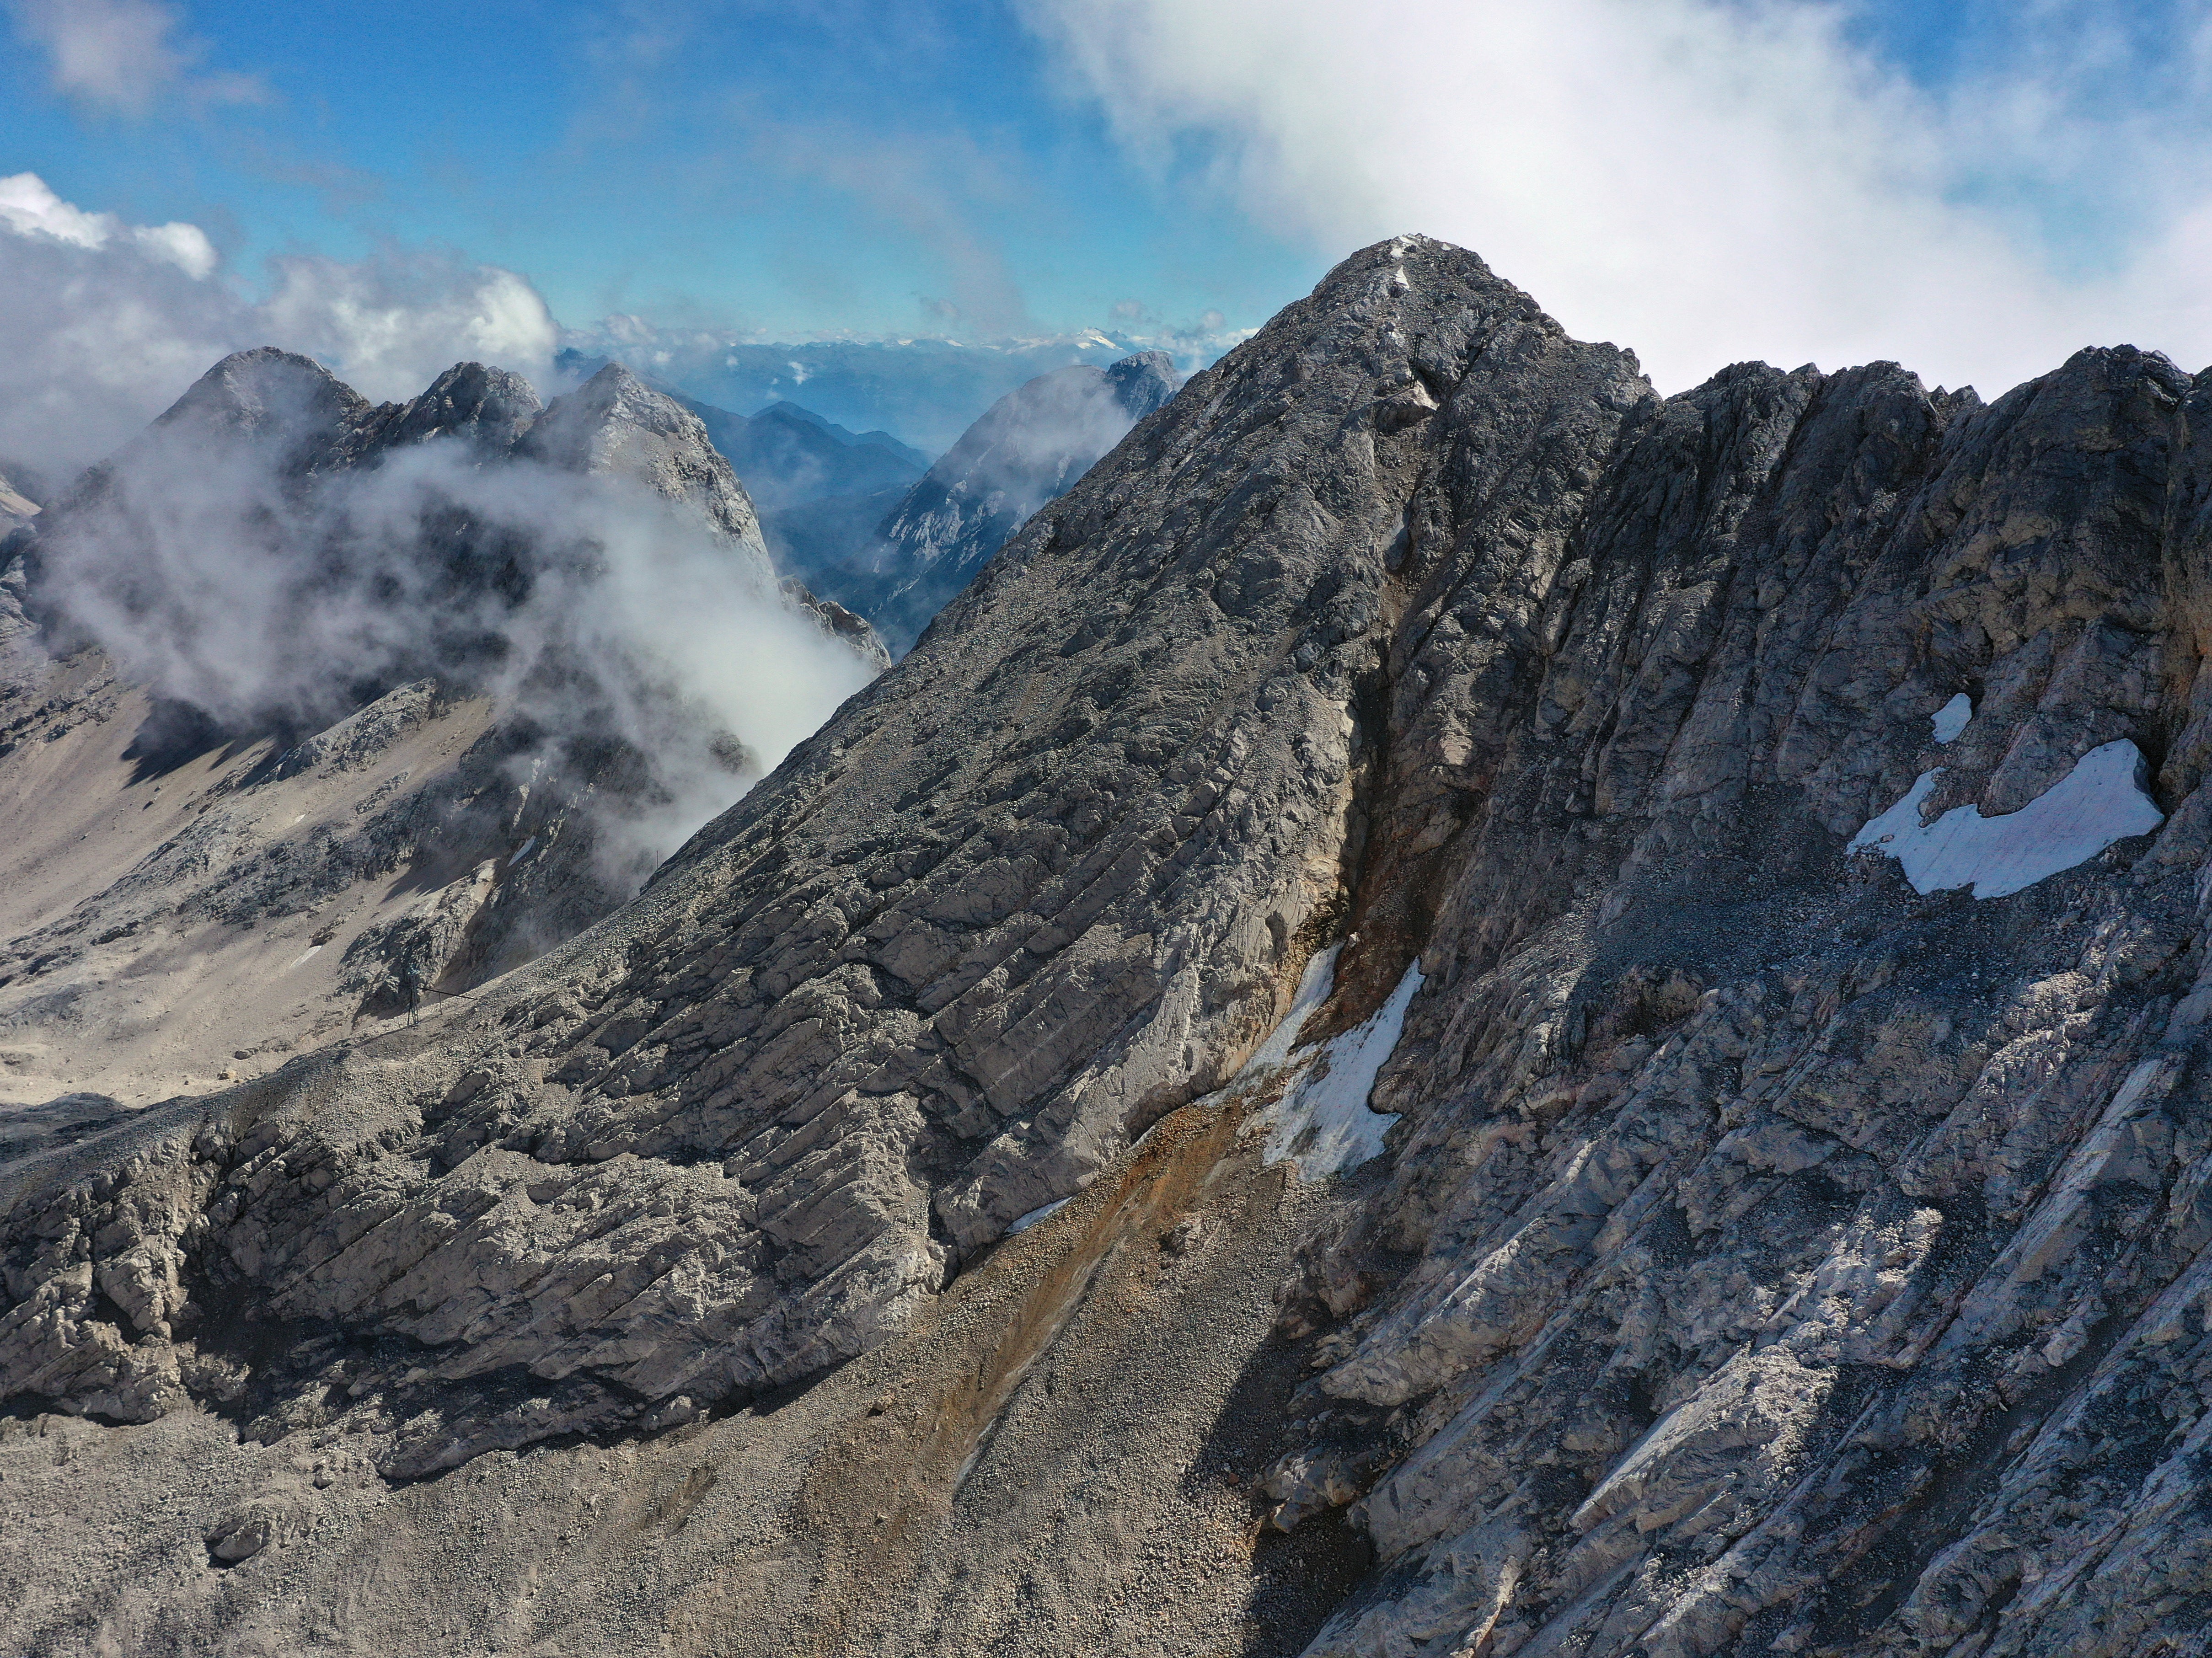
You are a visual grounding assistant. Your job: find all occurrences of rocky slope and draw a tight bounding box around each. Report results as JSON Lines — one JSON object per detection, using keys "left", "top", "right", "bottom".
{"left": 0, "top": 349, "right": 881, "bottom": 1107}
{"left": 7, "top": 236, "right": 2212, "bottom": 1657}
{"left": 794, "top": 350, "right": 1178, "bottom": 651}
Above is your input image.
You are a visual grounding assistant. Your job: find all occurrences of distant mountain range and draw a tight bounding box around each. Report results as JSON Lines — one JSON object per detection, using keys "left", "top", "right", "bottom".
{"left": 553, "top": 322, "right": 1244, "bottom": 455}
{"left": 791, "top": 351, "right": 1179, "bottom": 653}
{"left": 582, "top": 350, "right": 1187, "bottom": 657}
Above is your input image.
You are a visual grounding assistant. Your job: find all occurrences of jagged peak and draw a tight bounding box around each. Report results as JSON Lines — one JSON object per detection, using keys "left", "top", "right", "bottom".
{"left": 369, "top": 359, "right": 543, "bottom": 453}
{"left": 152, "top": 345, "right": 370, "bottom": 456}
{"left": 531, "top": 360, "right": 712, "bottom": 451}
{"left": 1103, "top": 350, "right": 1177, "bottom": 419}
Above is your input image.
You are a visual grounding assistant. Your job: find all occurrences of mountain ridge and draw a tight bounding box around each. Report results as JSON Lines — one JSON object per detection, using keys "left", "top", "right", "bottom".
{"left": 5, "top": 235, "right": 2212, "bottom": 1657}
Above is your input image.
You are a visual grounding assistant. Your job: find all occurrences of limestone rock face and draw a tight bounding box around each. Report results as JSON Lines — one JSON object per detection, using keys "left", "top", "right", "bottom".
{"left": 9, "top": 237, "right": 2212, "bottom": 1655}
{"left": 518, "top": 363, "right": 772, "bottom": 570}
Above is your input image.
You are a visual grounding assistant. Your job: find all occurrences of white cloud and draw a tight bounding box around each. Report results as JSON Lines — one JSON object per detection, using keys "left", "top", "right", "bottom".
{"left": 261, "top": 252, "right": 560, "bottom": 404}
{"left": 1022, "top": 0, "right": 2212, "bottom": 395}
{"left": 0, "top": 170, "right": 215, "bottom": 275}
{"left": 5, "top": 0, "right": 259, "bottom": 114}
{"left": 0, "top": 172, "right": 558, "bottom": 476}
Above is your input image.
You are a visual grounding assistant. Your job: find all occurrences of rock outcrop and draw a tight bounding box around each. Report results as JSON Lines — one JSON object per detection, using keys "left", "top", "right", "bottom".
{"left": 8, "top": 236, "right": 2212, "bottom": 1656}
{"left": 0, "top": 468, "right": 37, "bottom": 539}
{"left": 0, "top": 350, "right": 881, "bottom": 1107}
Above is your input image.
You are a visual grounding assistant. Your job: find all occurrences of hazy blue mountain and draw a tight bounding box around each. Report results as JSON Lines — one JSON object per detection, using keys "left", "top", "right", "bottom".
{"left": 792, "top": 350, "right": 1178, "bottom": 653}
{"left": 553, "top": 326, "right": 1238, "bottom": 455}
{"left": 665, "top": 394, "right": 927, "bottom": 515}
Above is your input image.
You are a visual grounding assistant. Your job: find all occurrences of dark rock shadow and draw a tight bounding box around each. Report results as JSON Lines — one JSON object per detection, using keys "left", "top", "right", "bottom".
{"left": 1177, "top": 1319, "right": 1379, "bottom": 1656}
{"left": 122, "top": 699, "right": 235, "bottom": 783}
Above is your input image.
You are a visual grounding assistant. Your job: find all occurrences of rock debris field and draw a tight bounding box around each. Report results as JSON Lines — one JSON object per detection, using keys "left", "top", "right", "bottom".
{"left": 6, "top": 235, "right": 2212, "bottom": 1656}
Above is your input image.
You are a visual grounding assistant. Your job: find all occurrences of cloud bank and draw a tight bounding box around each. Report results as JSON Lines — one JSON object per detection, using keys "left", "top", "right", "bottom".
{"left": 33, "top": 355, "right": 875, "bottom": 880}
{"left": 0, "top": 171, "right": 558, "bottom": 478}
{"left": 1023, "top": 0, "right": 2212, "bottom": 396}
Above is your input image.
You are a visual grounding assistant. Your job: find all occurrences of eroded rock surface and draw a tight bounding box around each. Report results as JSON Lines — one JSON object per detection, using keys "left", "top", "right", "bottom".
{"left": 0, "top": 349, "right": 880, "bottom": 1105}
{"left": 8, "top": 237, "right": 2212, "bottom": 1656}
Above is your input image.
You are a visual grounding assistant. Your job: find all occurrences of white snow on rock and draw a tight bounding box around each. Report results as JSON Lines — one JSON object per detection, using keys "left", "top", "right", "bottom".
{"left": 1932, "top": 693, "right": 1972, "bottom": 743}
{"left": 1849, "top": 739, "right": 2164, "bottom": 900}
{"left": 1255, "top": 963, "right": 1422, "bottom": 1180}
{"left": 1006, "top": 1196, "right": 1071, "bottom": 1235}
{"left": 1237, "top": 944, "right": 1341, "bottom": 1080}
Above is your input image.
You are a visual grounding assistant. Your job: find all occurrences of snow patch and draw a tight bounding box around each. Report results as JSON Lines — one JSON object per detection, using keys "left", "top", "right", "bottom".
{"left": 1006, "top": 1197, "right": 1071, "bottom": 1235}
{"left": 507, "top": 835, "right": 537, "bottom": 867}
{"left": 1255, "top": 963, "right": 1422, "bottom": 1180}
{"left": 1237, "top": 944, "right": 1340, "bottom": 1080}
{"left": 1849, "top": 739, "right": 2164, "bottom": 900}
{"left": 1932, "top": 693, "right": 1972, "bottom": 743}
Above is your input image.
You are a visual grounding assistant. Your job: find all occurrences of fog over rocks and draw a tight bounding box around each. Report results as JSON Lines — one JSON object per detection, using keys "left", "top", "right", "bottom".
{"left": 11, "top": 237, "right": 2212, "bottom": 1657}
{"left": 791, "top": 348, "right": 1178, "bottom": 651}
{"left": 0, "top": 346, "right": 880, "bottom": 1105}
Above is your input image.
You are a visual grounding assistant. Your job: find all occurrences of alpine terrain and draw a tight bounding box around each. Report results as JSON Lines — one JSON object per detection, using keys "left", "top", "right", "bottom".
{"left": 793, "top": 350, "right": 1178, "bottom": 652}
{"left": 0, "top": 348, "right": 883, "bottom": 1108}
{"left": 5, "top": 235, "right": 2212, "bottom": 1658}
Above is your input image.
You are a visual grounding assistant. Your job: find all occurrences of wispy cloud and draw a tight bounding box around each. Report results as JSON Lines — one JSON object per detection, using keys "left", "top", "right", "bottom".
{"left": 6, "top": 0, "right": 261, "bottom": 114}
{"left": 42, "top": 403, "right": 873, "bottom": 873}
{"left": 743, "top": 119, "right": 1040, "bottom": 338}
{"left": 0, "top": 172, "right": 558, "bottom": 475}
{"left": 1023, "top": 0, "right": 2212, "bottom": 395}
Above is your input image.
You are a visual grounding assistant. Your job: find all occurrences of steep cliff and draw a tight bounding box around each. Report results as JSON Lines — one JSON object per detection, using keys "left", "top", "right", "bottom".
{"left": 6, "top": 237, "right": 2212, "bottom": 1658}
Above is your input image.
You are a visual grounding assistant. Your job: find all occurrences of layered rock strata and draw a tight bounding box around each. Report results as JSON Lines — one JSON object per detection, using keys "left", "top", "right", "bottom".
{"left": 7, "top": 236, "right": 2212, "bottom": 1656}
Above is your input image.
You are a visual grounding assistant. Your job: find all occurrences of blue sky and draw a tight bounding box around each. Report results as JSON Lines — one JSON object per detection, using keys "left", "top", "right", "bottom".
{"left": 9, "top": 0, "right": 2176, "bottom": 343}
{"left": 7, "top": 0, "right": 2212, "bottom": 469}
{"left": 0, "top": 0, "right": 1314, "bottom": 341}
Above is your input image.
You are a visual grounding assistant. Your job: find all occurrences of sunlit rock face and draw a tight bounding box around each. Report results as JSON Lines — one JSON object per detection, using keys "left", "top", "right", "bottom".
{"left": 9, "top": 236, "right": 2212, "bottom": 1657}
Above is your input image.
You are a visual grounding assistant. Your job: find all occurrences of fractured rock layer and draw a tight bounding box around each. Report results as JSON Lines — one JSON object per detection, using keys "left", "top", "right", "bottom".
{"left": 8, "top": 236, "right": 2212, "bottom": 1655}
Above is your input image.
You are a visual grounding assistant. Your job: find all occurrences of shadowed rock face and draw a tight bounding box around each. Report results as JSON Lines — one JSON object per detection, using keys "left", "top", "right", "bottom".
{"left": 9, "top": 237, "right": 2212, "bottom": 1655}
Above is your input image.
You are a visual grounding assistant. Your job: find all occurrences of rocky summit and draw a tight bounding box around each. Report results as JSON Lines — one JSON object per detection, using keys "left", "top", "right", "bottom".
{"left": 5, "top": 235, "right": 2212, "bottom": 1656}
{"left": 0, "top": 348, "right": 881, "bottom": 1110}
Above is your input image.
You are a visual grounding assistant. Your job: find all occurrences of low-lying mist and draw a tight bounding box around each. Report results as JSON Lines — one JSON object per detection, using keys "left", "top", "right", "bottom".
{"left": 19, "top": 351, "right": 879, "bottom": 890}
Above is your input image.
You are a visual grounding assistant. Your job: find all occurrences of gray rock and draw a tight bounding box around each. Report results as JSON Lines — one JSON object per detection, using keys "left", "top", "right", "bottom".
{"left": 518, "top": 363, "right": 775, "bottom": 575}
{"left": 9, "top": 235, "right": 2212, "bottom": 1657}
{"left": 268, "top": 677, "right": 442, "bottom": 780}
